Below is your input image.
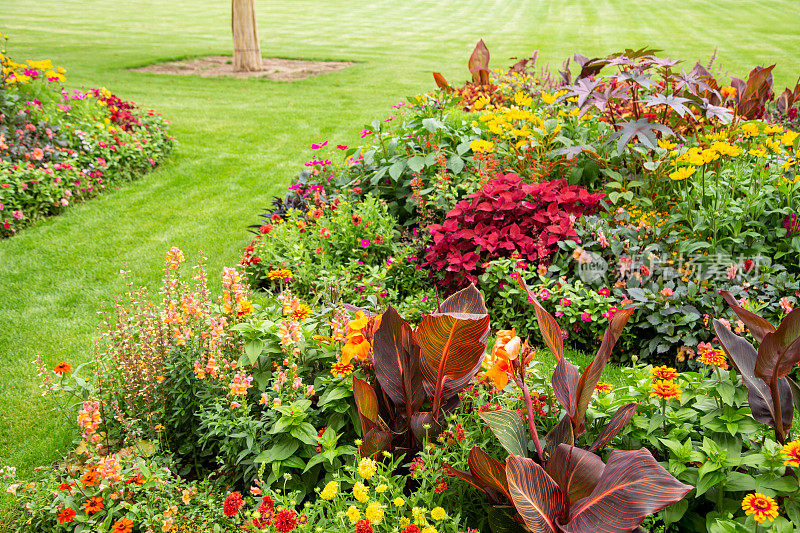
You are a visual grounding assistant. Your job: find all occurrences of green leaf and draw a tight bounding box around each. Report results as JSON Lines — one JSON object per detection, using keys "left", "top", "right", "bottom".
{"left": 479, "top": 410, "right": 528, "bottom": 458}
{"left": 661, "top": 498, "right": 688, "bottom": 526}
{"left": 422, "top": 118, "right": 443, "bottom": 133}
{"left": 291, "top": 422, "right": 319, "bottom": 446}
{"left": 447, "top": 155, "right": 465, "bottom": 174}
{"left": 283, "top": 456, "right": 305, "bottom": 469}
{"left": 407, "top": 155, "right": 425, "bottom": 173}
{"left": 245, "top": 339, "right": 264, "bottom": 365}
{"left": 389, "top": 160, "right": 406, "bottom": 180}
{"left": 254, "top": 437, "right": 299, "bottom": 463}
{"left": 456, "top": 140, "right": 472, "bottom": 156}
{"left": 318, "top": 386, "right": 352, "bottom": 406}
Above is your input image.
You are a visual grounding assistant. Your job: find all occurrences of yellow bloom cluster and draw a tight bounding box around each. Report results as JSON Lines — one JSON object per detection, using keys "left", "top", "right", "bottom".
{"left": 1, "top": 51, "right": 66, "bottom": 84}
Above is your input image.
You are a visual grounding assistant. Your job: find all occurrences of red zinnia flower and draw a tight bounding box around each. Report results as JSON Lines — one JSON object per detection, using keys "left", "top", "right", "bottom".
{"left": 356, "top": 519, "right": 374, "bottom": 533}
{"left": 111, "top": 517, "right": 133, "bottom": 533}
{"left": 53, "top": 362, "right": 71, "bottom": 375}
{"left": 58, "top": 507, "right": 76, "bottom": 523}
{"left": 223, "top": 491, "right": 244, "bottom": 517}
{"left": 274, "top": 508, "right": 298, "bottom": 532}
{"left": 352, "top": 214, "right": 362, "bottom": 225}
{"left": 401, "top": 526, "right": 421, "bottom": 533}
{"left": 84, "top": 496, "right": 104, "bottom": 514}
{"left": 259, "top": 224, "right": 273, "bottom": 234}
{"left": 374, "top": 234, "right": 384, "bottom": 245}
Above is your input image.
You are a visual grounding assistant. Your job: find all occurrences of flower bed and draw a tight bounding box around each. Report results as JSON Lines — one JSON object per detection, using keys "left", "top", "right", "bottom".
{"left": 0, "top": 37, "right": 174, "bottom": 237}
{"left": 4, "top": 42, "right": 800, "bottom": 533}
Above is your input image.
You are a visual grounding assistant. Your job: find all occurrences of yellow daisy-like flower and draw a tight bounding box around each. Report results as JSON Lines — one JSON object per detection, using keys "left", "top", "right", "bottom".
{"left": 742, "top": 493, "right": 779, "bottom": 523}
{"left": 365, "top": 502, "right": 384, "bottom": 524}
{"left": 514, "top": 92, "right": 532, "bottom": 107}
{"left": 431, "top": 507, "right": 447, "bottom": 521}
{"left": 697, "top": 349, "right": 728, "bottom": 369}
{"left": 375, "top": 484, "right": 388, "bottom": 493}
{"left": 393, "top": 497, "right": 406, "bottom": 507}
{"left": 781, "top": 441, "right": 800, "bottom": 467}
{"left": 358, "top": 457, "right": 377, "bottom": 480}
{"left": 669, "top": 166, "right": 696, "bottom": 181}
{"left": 470, "top": 139, "right": 494, "bottom": 153}
{"left": 320, "top": 481, "right": 338, "bottom": 500}
{"left": 353, "top": 481, "right": 370, "bottom": 503}
{"left": 765, "top": 125, "right": 784, "bottom": 135}
{"left": 650, "top": 380, "right": 682, "bottom": 401}
{"left": 422, "top": 528, "right": 438, "bottom": 533}
{"left": 741, "top": 122, "right": 760, "bottom": 138}
{"left": 399, "top": 517, "right": 411, "bottom": 528}
{"left": 658, "top": 139, "right": 677, "bottom": 150}
{"left": 782, "top": 130, "right": 799, "bottom": 147}
{"left": 413, "top": 507, "right": 427, "bottom": 526}
{"left": 650, "top": 365, "right": 678, "bottom": 381}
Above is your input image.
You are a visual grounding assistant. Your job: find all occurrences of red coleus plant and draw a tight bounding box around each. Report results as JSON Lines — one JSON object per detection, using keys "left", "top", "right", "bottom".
{"left": 424, "top": 173, "right": 604, "bottom": 290}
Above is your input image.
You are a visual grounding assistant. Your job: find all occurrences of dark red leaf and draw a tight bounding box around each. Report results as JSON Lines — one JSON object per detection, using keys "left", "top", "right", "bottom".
{"left": 545, "top": 444, "right": 604, "bottom": 504}
{"left": 563, "top": 449, "right": 691, "bottom": 533}
{"left": 588, "top": 403, "right": 638, "bottom": 452}
{"left": 506, "top": 455, "right": 564, "bottom": 533}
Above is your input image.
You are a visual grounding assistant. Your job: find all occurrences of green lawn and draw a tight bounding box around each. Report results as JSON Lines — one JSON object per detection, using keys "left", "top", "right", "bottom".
{"left": 1, "top": 0, "right": 799, "bottom": 477}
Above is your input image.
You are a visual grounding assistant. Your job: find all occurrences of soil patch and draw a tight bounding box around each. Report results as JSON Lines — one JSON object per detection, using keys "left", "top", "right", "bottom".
{"left": 132, "top": 56, "right": 353, "bottom": 81}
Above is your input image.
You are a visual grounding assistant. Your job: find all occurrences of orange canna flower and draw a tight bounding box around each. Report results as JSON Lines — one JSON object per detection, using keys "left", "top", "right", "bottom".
{"left": 485, "top": 329, "right": 522, "bottom": 391}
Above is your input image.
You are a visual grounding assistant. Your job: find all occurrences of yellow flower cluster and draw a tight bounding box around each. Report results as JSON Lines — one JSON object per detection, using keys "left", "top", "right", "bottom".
{"left": 1, "top": 53, "right": 66, "bottom": 84}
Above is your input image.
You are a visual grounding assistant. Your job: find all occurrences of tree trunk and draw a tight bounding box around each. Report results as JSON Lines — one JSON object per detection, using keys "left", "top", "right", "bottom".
{"left": 231, "top": 0, "right": 261, "bottom": 72}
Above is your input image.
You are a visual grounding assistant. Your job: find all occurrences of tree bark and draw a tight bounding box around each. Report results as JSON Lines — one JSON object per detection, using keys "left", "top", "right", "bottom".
{"left": 231, "top": 0, "right": 261, "bottom": 72}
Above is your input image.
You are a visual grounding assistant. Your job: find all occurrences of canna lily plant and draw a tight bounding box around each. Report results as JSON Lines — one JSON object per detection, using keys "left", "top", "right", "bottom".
{"left": 352, "top": 284, "right": 490, "bottom": 457}
{"left": 713, "top": 290, "right": 800, "bottom": 444}
{"left": 443, "top": 279, "right": 691, "bottom": 532}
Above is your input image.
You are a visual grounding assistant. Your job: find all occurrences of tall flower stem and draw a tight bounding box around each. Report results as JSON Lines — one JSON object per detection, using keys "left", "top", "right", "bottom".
{"left": 516, "top": 364, "right": 545, "bottom": 461}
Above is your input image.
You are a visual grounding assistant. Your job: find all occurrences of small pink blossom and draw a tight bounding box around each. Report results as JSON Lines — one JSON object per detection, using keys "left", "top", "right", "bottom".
{"left": 661, "top": 288, "right": 673, "bottom": 297}
{"left": 361, "top": 238, "right": 370, "bottom": 248}
{"left": 726, "top": 264, "right": 737, "bottom": 280}
{"left": 538, "top": 289, "right": 551, "bottom": 301}
{"left": 12, "top": 210, "right": 23, "bottom": 220}
{"left": 580, "top": 312, "right": 592, "bottom": 322}
{"left": 336, "top": 144, "right": 348, "bottom": 150}
{"left": 555, "top": 310, "right": 564, "bottom": 318}
{"left": 780, "top": 297, "right": 793, "bottom": 314}
{"left": 360, "top": 129, "right": 373, "bottom": 138}
{"left": 311, "top": 141, "right": 328, "bottom": 150}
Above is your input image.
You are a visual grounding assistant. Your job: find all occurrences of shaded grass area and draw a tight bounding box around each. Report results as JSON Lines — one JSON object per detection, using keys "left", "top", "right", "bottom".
{"left": 1, "top": 0, "right": 799, "bottom": 482}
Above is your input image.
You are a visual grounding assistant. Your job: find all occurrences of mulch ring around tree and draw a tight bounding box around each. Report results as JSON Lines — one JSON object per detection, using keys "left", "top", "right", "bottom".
{"left": 132, "top": 56, "right": 354, "bottom": 81}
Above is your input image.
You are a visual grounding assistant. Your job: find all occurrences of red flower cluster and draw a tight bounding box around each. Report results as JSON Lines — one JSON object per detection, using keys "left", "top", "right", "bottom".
{"left": 274, "top": 507, "right": 298, "bottom": 532}
{"left": 356, "top": 519, "right": 374, "bottom": 533}
{"left": 424, "top": 173, "right": 604, "bottom": 289}
{"left": 253, "top": 496, "right": 275, "bottom": 528}
{"left": 223, "top": 491, "right": 244, "bottom": 517}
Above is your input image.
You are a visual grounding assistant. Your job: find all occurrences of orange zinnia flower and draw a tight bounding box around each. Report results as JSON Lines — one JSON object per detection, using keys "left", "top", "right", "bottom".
{"left": 81, "top": 467, "right": 99, "bottom": 488}
{"left": 650, "top": 365, "right": 678, "bottom": 381}
{"left": 332, "top": 362, "right": 354, "bottom": 377}
{"left": 84, "top": 496, "right": 104, "bottom": 514}
{"left": 111, "top": 518, "right": 134, "bottom": 533}
{"left": 742, "top": 493, "right": 779, "bottom": 523}
{"left": 697, "top": 348, "right": 728, "bottom": 369}
{"left": 782, "top": 441, "right": 800, "bottom": 467}
{"left": 650, "top": 380, "right": 681, "bottom": 401}
{"left": 53, "top": 362, "right": 72, "bottom": 375}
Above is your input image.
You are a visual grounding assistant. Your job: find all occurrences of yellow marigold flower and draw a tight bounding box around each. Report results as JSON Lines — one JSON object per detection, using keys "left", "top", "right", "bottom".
{"left": 422, "top": 528, "right": 438, "bottom": 533}
{"left": 658, "top": 139, "right": 677, "bottom": 150}
{"left": 320, "top": 481, "right": 338, "bottom": 500}
{"left": 353, "top": 481, "right": 370, "bottom": 503}
{"left": 358, "top": 458, "right": 377, "bottom": 480}
{"left": 514, "top": 92, "right": 532, "bottom": 107}
{"left": 650, "top": 365, "right": 678, "bottom": 381}
{"left": 431, "top": 507, "right": 447, "bottom": 521}
{"left": 669, "top": 166, "right": 696, "bottom": 181}
{"left": 741, "top": 122, "right": 760, "bottom": 138}
{"left": 540, "top": 91, "right": 557, "bottom": 105}
{"left": 394, "top": 497, "right": 406, "bottom": 507}
{"left": 375, "top": 484, "right": 388, "bottom": 493}
{"left": 413, "top": 506, "right": 427, "bottom": 526}
{"left": 742, "top": 493, "right": 779, "bottom": 523}
{"left": 473, "top": 96, "right": 489, "bottom": 110}
{"left": 26, "top": 59, "right": 53, "bottom": 70}
{"left": 399, "top": 517, "right": 411, "bottom": 527}
{"left": 470, "top": 139, "right": 494, "bottom": 153}
{"left": 749, "top": 144, "right": 767, "bottom": 157}
{"left": 650, "top": 380, "right": 682, "bottom": 401}
{"left": 347, "top": 505, "right": 361, "bottom": 523}
{"left": 781, "top": 130, "right": 799, "bottom": 147}
{"left": 782, "top": 441, "right": 800, "bottom": 467}
{"left": 365, "top": 502, "right": 384, "bottom": 524}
